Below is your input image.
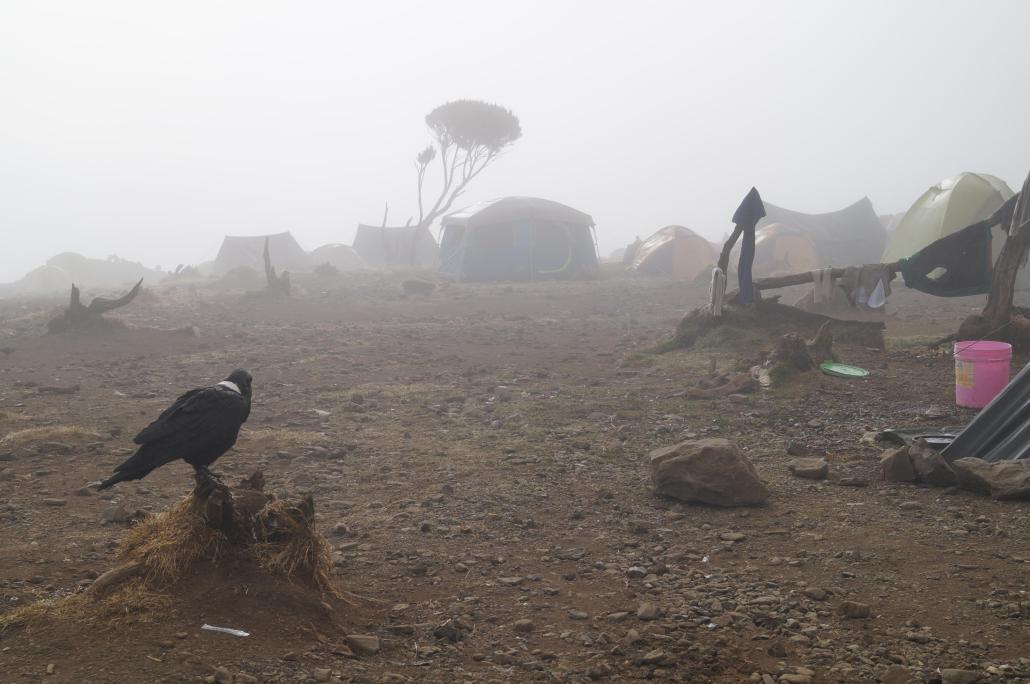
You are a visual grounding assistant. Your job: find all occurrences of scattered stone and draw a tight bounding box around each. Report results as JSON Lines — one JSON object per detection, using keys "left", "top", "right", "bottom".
{"left": 640, "top": 649, "right": 667, "bottom": 665}
{"left": 568, "top": 610, "right": 589, "bottom": 620}
{"left": 839, "top": 601, "right": 871, "bottom": 619}
{"left": 880, "top": 447, "right": 917, "bottom": 482}
{"left": 626, "top": 566, "right": 647, "bottom": 578}
{"left": 312, "top": 668, "right": 332, "bottom": 682}
{"left": 649, "top": 438, "right": 770, "bottom": 507}
{"left": 802, "top": 586, "right": 828, "bottom": 601}
{"left": 720, "top": 531, "right": 747, "bottom": 542}
{"left": 512, "top": 618, "right": 534, "bottom": 634}
{"left": 908, "top": 440, "right": 956, "bottom": 486}
{"left": 940, "top": 670, "right": 980, "bottom": 684}
{"left": 881, "top": 665, "right": 914, "bottom": 684}
{"left": 0, "top": 468, "right": 14, "bottom": 481}
{"left": 788, "top": 458, "right": 829, "bottom": 480}
{"left": 345, "top": 634, "right": 381, "bottom": 656}
{"left": 898, "top": 500, "right": 922, "bottom": 511}
{"left": 952, "top": 457, "right": 1030, "bottom": 500}
{"left": 41, "top": 498, "right": 67, "bottom": 507}
{"left": 100, "top": 505, "right": 133, "bottom": 524}
{"left": 779, "top": 675, "right": 812, "bottom": 684}
{"left": 785, "top": 440, "right": 813, "bottom": 457}
{"left": 636, "top": 602, "right": 660, "bottom": 620}
{"left": 497, "top": 576, "right": 524, "bottom": 586}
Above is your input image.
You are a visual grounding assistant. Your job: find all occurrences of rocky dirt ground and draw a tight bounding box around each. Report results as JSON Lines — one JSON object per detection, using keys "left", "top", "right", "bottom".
{"left": 0, "top": 272, "right": 1027, "bottom": 684}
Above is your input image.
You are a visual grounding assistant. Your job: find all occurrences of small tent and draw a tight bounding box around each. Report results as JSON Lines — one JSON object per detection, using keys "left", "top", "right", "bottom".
{"left": 882, "top": 172, "right": 1015, "bottom": 263}
{"left": 309, "top": 243, "right": 368, "bottom": 272}
{"left": 753, "top": 223, "right": 822, "bottom": 274}
{"left": 438, "top": 197, "right": 599, "bottom": 281}
{"left": 213, "top": 232, "right": 312, "bottom": 275}
{"left": 352, "top": 225, "right": 438, "bottom": 270}
{"left": 629, "top": 226, "right": 717, "bottom": 279}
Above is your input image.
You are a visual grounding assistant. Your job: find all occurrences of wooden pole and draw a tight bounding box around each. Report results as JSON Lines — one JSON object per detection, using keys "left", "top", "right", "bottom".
{"left": 751, "top": 262, "right": 901, "bottom": 292}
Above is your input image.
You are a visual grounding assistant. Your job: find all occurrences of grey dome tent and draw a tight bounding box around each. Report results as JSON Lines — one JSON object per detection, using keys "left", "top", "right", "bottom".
{"left": 213, "top": 232, "right": 312, "bottom": 275}
{"left": 758, "top": 197, "right": 887, "bottom": 268}
{"left": 352, "top": 225, "right": 438, "bottom": 269}
{"left": 438, "top": 197, "right": 599, "bottom": 281}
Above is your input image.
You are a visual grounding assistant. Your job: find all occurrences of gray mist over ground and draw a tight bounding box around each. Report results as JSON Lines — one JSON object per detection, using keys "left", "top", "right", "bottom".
{"left": 1, "top": 0, "right": 1028, "bottom": 281}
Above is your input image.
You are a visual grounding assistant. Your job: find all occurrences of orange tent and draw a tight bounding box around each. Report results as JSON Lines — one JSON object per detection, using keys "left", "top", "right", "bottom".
{"left": 629, "top": 226, "right": 717, "bottom": 280}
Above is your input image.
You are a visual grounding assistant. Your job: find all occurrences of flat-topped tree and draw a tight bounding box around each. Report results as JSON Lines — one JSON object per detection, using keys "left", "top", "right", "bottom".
{"left": 47, "top": 278, "right": 143, "bottom": 334}
{"left": 414, "top": 100, "right": 522, "bottom": 232}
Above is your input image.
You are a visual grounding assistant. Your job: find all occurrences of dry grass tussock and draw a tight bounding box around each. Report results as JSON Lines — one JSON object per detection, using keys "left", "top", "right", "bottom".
{"left": 253, "top": 498, "right": 337, "bottom": 595}
{"left": 0, "top": 489, "right": 340, "bottom": 629}
{"left": 121, "top": 495, "right": 226, "bottom": 584}
{"left": 0, "top": 409, "right": 31, "bottom": 424}
{"left": 0, "top": 580, "right": 170, "bottom": 631}
{"left": 0, "top": 425, "right": 101, "bottom": 447}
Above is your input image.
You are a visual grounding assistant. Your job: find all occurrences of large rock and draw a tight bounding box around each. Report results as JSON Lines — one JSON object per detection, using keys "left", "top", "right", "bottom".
{"left": 650, "top": 438, "right": 770, "bottom": 507}
{"left": 951, "top": 458, "right": 1030, "bottom": 500}
{"left": 908, "top": 441, "right": 955, "bottom": 487}
{"left": 880, "top": 447, "right": 917, "bottom": 482}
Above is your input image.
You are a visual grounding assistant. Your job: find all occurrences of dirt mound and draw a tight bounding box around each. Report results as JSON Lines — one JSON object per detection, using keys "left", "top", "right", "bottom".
{"left": 1, "top": 475, "right": 353, "bottom": 636}
{"left": 666, "top": 298, "right": 885, "bottom": 352}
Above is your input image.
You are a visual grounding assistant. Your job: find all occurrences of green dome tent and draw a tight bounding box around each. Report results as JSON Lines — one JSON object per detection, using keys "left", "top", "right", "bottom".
{"left": 882, "top": 172, "right": 1015, "bottom": 263}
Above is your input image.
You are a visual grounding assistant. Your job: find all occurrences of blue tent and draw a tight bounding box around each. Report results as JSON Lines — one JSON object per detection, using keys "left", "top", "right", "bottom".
{"left": 438, "top": 197, "right": 598, "bottom": 282}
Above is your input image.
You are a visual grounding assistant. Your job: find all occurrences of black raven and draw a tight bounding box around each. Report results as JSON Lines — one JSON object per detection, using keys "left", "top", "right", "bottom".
{"left": 98, "top": 369, "right": 252, "bottom": 489}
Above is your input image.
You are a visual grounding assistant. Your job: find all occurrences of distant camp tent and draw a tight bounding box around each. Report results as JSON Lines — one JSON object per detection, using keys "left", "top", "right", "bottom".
{"left": 438, "top": 197, "right": 599, "bottom": 281}
{"left": 629, "top": 226, "right": 717, "bottom": 279}
{"left": 4, "top": 253, "right": 160, "bottom": 296}
{"left": 752, "top": 223, "right": 823, "bottom": 274}
{"left": 309, "top": 243, "right": 368, "bottom": 271}
{"left": 352, "top": 225, "right": 438, "bottom": 270}
{"left": 213, "top": 232, "right": 312, "bottom": 275}
{"left": 757, "top": 197, "right": 886, "bottom": 270}
{"left": 882, "top": 172, "right": 1016, "bottom": 263}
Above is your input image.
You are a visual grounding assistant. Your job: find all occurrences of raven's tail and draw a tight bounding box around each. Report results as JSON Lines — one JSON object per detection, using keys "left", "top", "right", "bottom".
{"left": 96, "top": 473, "right": 125, "bottom": 490}
{"left": 97, "top": 444, "right": 169, "bottom": 489}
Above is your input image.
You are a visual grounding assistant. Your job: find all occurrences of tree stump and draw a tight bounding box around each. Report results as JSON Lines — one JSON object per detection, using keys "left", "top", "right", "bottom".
{"left": 264, "top": 237, "right": 292, "bottom": 296}
{"left": 47, "top": 278, "right": 143, "bottom": 334}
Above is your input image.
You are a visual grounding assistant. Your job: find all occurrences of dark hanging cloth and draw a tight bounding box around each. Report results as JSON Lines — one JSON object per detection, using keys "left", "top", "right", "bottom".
{"left": 732, "top": 187, "right": 766, "bottom": 304}
{"left": 899, "top": 220, "right": 993, "bottom": 297}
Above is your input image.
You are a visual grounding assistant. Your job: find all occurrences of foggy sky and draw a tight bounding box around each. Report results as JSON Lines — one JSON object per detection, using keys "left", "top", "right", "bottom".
{"left": 2, "top": 1, "right": 1029, "bottom": 282}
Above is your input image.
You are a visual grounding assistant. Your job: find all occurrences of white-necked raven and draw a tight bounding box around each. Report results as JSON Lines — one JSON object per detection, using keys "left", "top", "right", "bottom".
{"left": 98, "top": 369, "right": 252, "bottom": 489}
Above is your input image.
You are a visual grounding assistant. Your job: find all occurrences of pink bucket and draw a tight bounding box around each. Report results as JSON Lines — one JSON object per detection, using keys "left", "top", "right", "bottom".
{"left": 954, "top": 340, "right": 1012, "bottom": 408}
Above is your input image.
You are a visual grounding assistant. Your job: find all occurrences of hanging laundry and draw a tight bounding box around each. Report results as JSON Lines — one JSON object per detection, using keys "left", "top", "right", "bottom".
{"left": 810, "top": 268, "right": 836, "bottom": 304}
{"left": 841, "top": 264, "right": 894, "bottom": 310}
{"left": 899, "top": 221, "right": 993, "bottom": 297}
{"left": 731, "top": 187, "right": 766, "bottom": 305}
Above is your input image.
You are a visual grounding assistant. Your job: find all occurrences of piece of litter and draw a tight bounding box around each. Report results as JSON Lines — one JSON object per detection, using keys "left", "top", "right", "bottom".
{"left": 201, "top": 624, "right": 249, "bottom": 637}
{"left": 313, "top": 409, "right": 331, "bottom": 417}
{"left": 819, "top": 361, "right": 869, "bottom": 378}
{"left": 701, "top": 555, "right": 710, "bottom": 564}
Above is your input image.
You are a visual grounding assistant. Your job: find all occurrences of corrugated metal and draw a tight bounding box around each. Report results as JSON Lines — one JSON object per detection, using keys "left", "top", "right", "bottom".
{"left": 942, "top": 362, "right": 1030, "bottom": 462}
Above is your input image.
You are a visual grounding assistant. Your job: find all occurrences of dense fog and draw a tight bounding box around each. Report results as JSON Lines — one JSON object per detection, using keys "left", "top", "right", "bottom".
{"left": 2, "top": 0, "right": 1028, "bottom": 282}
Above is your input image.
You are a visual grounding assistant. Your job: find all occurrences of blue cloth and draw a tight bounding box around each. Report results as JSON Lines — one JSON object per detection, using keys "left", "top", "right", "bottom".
{"left": 731, "top": 187, "right": 766, "bottom": 304}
